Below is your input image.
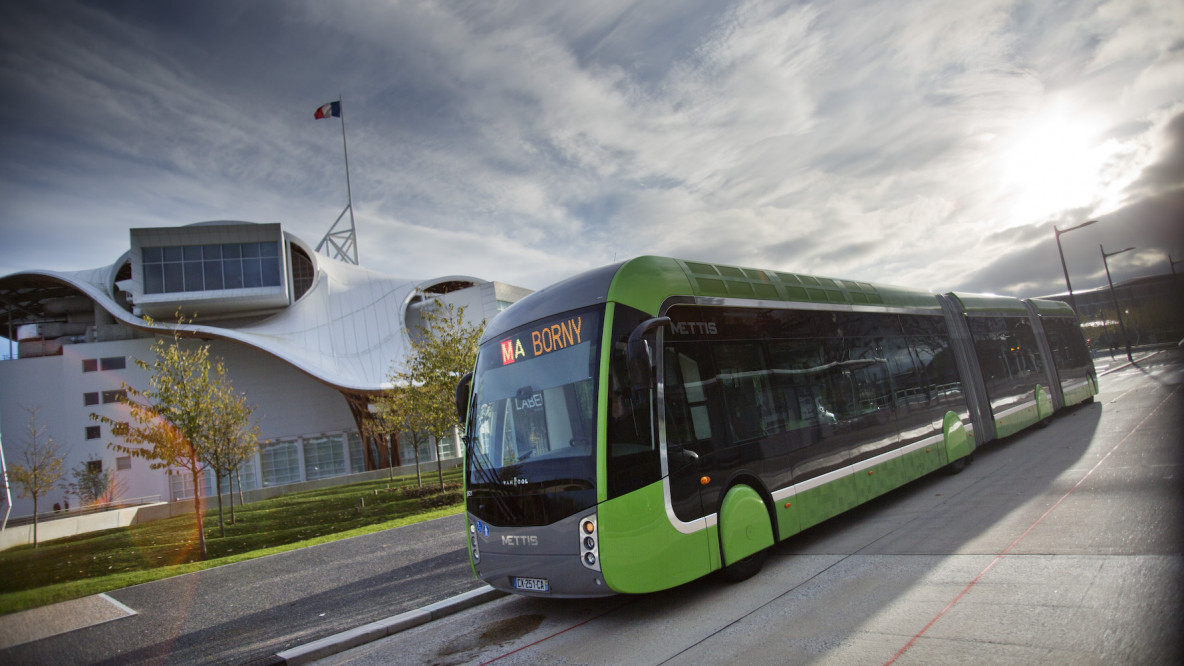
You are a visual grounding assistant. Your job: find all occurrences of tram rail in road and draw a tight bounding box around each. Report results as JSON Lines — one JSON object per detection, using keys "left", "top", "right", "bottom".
{"left": 309, "top": 350, "right": 1183, "bottom": 665}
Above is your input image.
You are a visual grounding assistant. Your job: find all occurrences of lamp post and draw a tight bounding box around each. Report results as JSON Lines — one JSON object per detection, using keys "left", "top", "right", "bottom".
{"left": 1100, "top": 245, "right": 1135, "bottom": 363}
{"left": 1054, "top": 219, "right": 1097, "bottom": 318}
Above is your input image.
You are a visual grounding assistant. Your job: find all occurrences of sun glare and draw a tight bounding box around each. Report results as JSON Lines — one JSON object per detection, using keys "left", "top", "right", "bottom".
{"left": 996, "top": 105, "right": 1113, "bottom": 225}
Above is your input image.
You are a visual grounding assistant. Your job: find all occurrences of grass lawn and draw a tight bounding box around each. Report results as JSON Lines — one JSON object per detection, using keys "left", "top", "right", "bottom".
{"left": 0, "top": 467, "right": 465, "bottom": 615}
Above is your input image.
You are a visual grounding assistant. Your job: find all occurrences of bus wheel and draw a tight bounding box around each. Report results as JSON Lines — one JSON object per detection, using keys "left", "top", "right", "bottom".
{"left": 944, "top": 454, "right": 972, "bottom": 475}
{"left": 719, "top": 548, "right": 768, "bottom": 582}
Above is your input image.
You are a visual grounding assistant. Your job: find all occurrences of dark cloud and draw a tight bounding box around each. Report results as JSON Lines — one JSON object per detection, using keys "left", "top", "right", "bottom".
{"left": 952, "top": 188, "right": 1184, "bottom": 296}
{"left": 1126, "top": 112, "right": 1184, "bottom": 197}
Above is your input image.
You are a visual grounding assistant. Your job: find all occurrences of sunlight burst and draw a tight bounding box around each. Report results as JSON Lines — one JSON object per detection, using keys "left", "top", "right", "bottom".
{"left": 996, "top": 104, "right": 1114, "bottom": 225}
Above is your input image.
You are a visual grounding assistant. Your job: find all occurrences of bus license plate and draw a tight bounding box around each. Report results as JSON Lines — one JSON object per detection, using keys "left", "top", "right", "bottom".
{"left": 513, "top": 577, "right": 550, "bottom": 592}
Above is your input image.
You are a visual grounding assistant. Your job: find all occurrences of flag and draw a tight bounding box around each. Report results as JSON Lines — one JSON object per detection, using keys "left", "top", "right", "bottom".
{"left": 314, "top": 101, "right": 341, "bottom": 119}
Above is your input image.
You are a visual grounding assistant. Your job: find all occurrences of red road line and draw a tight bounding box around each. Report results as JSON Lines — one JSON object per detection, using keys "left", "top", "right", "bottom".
{"left": 884, "top": 385, "right": 1179, "bottom": 665}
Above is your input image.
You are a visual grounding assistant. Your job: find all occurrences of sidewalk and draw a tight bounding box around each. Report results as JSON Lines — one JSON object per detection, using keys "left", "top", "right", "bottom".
{"left": 0, "top": 594, "right": 137, "bottom": 650}
{"left": 0, "top": 513, "right": 484, "bottom": 665}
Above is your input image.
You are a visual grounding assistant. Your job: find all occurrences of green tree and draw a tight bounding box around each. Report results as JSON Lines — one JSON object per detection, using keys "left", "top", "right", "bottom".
{"left": 377, "top": 300, "right": 482, "bottom": 489}
{"left": 374, "top": 385, "right": 434, "bottom": 487}
{"left": 7, "top": 406, "right": 67, "bottom": 547}
{"left": 201, "top": 374, "right": 259, "bottom": 535}
{"left": 91, "top": 326, "right": 223, "bottom": 559}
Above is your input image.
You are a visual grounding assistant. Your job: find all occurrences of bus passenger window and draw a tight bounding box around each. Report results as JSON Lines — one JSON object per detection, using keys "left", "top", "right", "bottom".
{"left": 714, "top": 342, "right": 776, "bottom": 443}
{"left": 664, "top": 344, "right": 714, "bottom": 447}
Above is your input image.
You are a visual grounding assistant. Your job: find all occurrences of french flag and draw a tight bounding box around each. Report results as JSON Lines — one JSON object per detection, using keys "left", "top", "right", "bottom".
{"left": 314, "top": 101, "right": 341, "bottom": 119}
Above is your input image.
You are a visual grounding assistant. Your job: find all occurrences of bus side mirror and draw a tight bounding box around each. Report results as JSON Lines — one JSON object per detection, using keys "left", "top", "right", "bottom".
{"left": 626, "top": 317, "right": 671, "bottom": 392}
{"left": 455, "top": 371, "right": 473, "bottom": 423}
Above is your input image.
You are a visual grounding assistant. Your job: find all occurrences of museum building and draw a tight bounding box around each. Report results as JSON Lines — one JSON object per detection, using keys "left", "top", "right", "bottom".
{"left": 0, "top": 221, "right": 529, "bottom": 518}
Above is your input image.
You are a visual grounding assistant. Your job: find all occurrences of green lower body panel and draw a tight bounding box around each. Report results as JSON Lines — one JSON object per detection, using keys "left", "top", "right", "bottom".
{"left": 1062, "top": 380, "right": 1095, "bottom": 406}
{"left": 786, "top": 437, "right": 952, "bottom": 539}
{"left": 719, "top": 485, "right": 774, "bottom": 566}
{"left": 598, "top": 481, "right": 713, "bottom": 594}
{"left": 944, "top": 412, "right": 972, "bottom": 463}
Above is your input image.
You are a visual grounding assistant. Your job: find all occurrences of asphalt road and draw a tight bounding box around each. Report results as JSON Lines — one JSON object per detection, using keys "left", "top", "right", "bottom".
{"left": 317, "top": 351, "right": 1184, "bottom": 665}
{"left": 2, "top": 512, "right": 482, "bottom": 665}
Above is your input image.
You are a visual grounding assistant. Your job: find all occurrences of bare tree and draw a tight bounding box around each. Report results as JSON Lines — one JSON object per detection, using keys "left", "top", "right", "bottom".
{"left": 201, "top": 372, "right": 259, "bottom": 535}
{"left": 7, "top": 406, "right": 68, "bottom": 547}
{"left": 63, "top": 454, "right": 125, "bottom": 506}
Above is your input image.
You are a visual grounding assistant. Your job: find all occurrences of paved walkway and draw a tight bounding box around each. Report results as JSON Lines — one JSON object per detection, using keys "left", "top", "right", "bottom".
{"left": 0, "top": 594, "right": 136, "bottom": 650}
{"left": 0, "top": 513, "right": 483, "bottom": 665}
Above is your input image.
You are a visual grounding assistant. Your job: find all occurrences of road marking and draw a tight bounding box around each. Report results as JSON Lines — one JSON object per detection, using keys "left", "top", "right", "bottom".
{"left": 884, "top": 384, "right": 1180, "bottom": 665}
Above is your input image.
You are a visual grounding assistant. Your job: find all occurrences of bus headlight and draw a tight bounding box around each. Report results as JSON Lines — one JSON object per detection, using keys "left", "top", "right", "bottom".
{"left": 469, "top": 523, "right": 480, "bottom": 564}
{"left": 579, "top": 514, "right": 600, "bottom": 571}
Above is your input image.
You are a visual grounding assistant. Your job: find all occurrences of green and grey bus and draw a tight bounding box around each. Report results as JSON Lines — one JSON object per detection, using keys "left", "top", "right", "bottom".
{"left": 457, "top": 256, "right": 1096, "bottom": 597}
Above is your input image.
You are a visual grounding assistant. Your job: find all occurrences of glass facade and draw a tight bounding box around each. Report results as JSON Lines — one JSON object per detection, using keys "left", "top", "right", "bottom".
{"left": 141, "top": 242, "right": 281, "bottom": 295}
{"left": 348, "top": 432, "right": 365, "bottom": 474}
{"left": 260, "top": 439, "right": 302, "bottom": 487}
{"left": 303, "top": 435, "right": 346, "bottom": 481}
{"left": 160, "top": 429, "right": 459, "bottom": 500}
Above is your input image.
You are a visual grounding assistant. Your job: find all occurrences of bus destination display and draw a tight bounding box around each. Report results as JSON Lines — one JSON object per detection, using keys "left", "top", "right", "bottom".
{"left": 500, "top": 314, "right": 589, "bottom": 366}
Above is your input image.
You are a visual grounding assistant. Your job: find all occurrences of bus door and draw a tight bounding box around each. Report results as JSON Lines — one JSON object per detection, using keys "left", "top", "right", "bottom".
{"left": 661, "top": 341, "right": 715, "bottom": 524}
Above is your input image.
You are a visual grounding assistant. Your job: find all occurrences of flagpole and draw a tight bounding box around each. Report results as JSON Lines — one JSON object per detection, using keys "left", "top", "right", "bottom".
{"left": 338, "top": 94, "right": 358, "bottom": 264}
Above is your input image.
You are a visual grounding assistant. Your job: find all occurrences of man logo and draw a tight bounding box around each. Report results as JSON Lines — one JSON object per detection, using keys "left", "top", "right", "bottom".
{"left": 501, "top": 535, "right": 539, "bottom": 547}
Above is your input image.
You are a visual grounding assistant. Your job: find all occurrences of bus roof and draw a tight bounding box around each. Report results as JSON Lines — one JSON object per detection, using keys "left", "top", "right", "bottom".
{"left": 609, "top": 256, "right": 941, "bottom": 314}
{"left": 948, "top": 292, "right": 1031, "bottom": 315}
{"left": 1025, "top": 298, "right": 1077, "bottom": 317}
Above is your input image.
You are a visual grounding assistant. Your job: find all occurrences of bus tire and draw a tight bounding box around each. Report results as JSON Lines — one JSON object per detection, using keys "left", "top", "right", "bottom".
{"left": 719, "top": 548, "right": 768, "bottom": 582}
{"left": 944, "top": 453, "right": 972, "bottom": 475}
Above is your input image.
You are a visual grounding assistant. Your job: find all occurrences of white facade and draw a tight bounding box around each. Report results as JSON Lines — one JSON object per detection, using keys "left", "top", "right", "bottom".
{"left": 0, "top": 221, "right": 529, "bottom": 518}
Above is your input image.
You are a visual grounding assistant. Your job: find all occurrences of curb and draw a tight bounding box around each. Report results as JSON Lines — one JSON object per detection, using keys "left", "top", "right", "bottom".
{"left": 1098, "top": 349, "right": 1164, "bottom": 376}
{"left": 275, "top": 585, "right": 507, "bottom": 665}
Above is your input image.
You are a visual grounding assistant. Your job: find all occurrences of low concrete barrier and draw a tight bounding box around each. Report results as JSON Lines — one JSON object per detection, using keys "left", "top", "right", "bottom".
{"left": 0, "top": 457, "right": 464, "bottom": 551}
{"left": 0, "top": 502, "right": 178, "bottom": 551}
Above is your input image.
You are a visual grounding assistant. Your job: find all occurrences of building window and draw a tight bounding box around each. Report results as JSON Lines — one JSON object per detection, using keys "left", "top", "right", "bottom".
{"left": 348, "top": 432, "right": 365, "bottom": 474}
{"left": 87, "top": 459, "right": 103, "bottom": 474}
{"left": 116, "top": 456, "right": 132, "bottom": 471}
{"left": 100, "top": 356, "right": 126, "bottom": 370}
{"left": 303, "top": 436, "right": 345, "bottom": 481}
{"left": 291, "top": 245, "right": 315, "bottom": 301}
{"left": 101, "top": 389, "right": 127, "bottom": 404}
{"left": 85, "top": 426, "right": 101, "bottom": 440}
{"left": 82, "top": 359, "right": 98, "bottom": 373}
{"left": 260, "top": 440, "right": 301, "bottom": 487}
{"left": 142, "top": 242, "right": 282, "bottom": 295}
{"left": 84, "top": 392, "right": 100, "bottom": 406}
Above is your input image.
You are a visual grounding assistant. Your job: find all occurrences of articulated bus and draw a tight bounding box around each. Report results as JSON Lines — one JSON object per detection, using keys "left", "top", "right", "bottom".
{"left": 456, "top": 256, "right": 1097, "bottom": 597}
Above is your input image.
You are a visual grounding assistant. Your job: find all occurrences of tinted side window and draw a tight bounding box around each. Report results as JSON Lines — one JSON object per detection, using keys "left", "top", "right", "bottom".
{"left": 605, "top": 305, "right": 661, "bottom": 499}
{"left": 967, "top": 316, "right": 1047, "bottom": 411}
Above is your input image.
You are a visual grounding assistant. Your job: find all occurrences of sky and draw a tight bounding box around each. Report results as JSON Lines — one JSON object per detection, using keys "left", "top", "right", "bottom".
{"left": 1, "top": 0, "right": 1182, "bottom": 298}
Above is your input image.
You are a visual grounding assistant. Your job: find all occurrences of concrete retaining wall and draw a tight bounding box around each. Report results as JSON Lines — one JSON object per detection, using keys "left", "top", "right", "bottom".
{"left": 0, "top": 458, "right": 463, "bottom": 551}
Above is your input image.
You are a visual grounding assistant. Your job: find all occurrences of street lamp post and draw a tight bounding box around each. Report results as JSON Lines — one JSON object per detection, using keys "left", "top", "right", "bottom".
{"left": 1100, "top": 244, "right": 1135, "bottom": 363}
{"left": 1054, "top": 219, "right": 1097, "bottom": 318}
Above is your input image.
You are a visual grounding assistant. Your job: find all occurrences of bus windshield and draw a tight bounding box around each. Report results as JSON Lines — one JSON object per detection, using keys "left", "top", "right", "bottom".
{"left": 466, "top": 307, "right": 602, "bottom": 527}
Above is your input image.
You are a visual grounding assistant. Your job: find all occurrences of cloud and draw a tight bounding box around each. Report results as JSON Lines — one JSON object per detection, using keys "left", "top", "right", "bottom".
{"left": 1, "top": 0, "right": 1182, "bottom": 301}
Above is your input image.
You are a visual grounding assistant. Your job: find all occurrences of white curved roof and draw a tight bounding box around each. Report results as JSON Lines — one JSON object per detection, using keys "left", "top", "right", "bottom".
{"left": 5, "top": 254, "right": 486, "bottom": 393}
